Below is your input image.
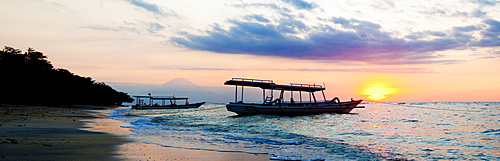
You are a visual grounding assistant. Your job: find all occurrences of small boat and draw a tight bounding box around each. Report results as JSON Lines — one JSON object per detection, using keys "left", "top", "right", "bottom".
{"left": 224, "top": 78, "right": 364, "bottom": 116}
{"left": 131, "top": 94, "right": 205, "bottom": 109}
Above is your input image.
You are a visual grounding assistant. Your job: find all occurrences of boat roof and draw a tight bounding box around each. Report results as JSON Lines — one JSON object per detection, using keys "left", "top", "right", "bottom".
{"left": 224, "top": 78, "right": 325, "bottom": 92}
{"left": 133, "top": 96, "right": 189, "bottom": 100}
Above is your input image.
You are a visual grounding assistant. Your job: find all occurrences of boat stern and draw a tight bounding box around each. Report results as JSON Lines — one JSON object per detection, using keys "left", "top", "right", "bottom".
{"left": 226, "top": 103, "right": 261, "bottom": 116}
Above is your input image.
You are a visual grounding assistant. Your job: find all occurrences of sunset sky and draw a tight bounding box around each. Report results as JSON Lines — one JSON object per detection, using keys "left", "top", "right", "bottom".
{"left": 1, "top": 0, "right": 499, "bottom": 102}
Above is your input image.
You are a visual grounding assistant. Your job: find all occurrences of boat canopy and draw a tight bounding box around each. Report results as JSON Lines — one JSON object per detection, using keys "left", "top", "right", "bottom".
{"left": 132, "top": 95, "right": 189, "bottom": 100}
{"left": 224, "top": 78, "right": 325, "bottom": 92}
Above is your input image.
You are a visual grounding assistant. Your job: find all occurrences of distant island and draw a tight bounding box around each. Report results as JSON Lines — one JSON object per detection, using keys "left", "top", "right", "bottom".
{"left": 0, "top": 46, "right": 133, "bottom": 106}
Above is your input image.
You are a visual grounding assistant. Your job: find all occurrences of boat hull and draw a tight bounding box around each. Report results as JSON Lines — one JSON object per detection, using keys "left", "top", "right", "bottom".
{"left": 226, "top": 100, "right": 363, "bottom": 116}
{"left": 132, "top": 102, "right": 205, "bottom": 109}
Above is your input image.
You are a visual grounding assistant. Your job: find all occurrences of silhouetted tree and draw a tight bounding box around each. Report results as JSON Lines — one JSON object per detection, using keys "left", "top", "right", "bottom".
{"left": 0, "top": 46, "right": 133, "bottom": 106}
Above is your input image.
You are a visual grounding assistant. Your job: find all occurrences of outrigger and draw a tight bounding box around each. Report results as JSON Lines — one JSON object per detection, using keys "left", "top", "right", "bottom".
{"left": 224, "top": 78, "right": 364, "bottom": 116}
{"left": 131, "top": 94, "right": 205, "bottom": 109}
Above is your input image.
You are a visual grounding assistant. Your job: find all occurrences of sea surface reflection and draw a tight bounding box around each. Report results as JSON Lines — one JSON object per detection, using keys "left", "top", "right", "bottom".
{"left": 111, "top": 102, "right": 500, "bottom": 160}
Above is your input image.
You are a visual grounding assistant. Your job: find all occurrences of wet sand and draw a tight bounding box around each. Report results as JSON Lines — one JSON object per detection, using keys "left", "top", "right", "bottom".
{"left": 0, "top": 105, "right": 272, "bottom": 161}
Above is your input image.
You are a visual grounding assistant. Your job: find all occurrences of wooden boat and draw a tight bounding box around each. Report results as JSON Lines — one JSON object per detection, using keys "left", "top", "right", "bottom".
{"left": 131, "top": 95, "right": 205, "bottom": 109}
{"left": 224, "top": 78, "right": 364, "bottom": 116}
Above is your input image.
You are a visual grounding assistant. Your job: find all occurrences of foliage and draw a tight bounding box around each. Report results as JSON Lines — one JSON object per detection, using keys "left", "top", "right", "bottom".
{"left": 0, "top": 46, "right": 133, "bottom": 105}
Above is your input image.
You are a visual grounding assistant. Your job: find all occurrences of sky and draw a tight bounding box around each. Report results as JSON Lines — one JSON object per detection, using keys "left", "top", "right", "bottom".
{"left": 1, "top": 0, "right": 499, "bottom": 102}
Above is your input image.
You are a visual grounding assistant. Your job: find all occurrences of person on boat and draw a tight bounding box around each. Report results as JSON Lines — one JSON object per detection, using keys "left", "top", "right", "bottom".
{"left": 272, "top": 98, "right": 281, "bottom": 104}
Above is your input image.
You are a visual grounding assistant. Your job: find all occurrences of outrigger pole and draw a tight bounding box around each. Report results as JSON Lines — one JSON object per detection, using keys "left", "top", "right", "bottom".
{"left": 234, "top": 85, "right": 246, "bottom": 103}
{"left": 234, "top": 85, "right": 238, "bottom": 103}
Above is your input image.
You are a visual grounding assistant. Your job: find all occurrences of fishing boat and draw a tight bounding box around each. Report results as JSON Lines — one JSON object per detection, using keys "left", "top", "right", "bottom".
{"left": 224, "top": 78, "right": 364, "bottom": 116}
{"left": 131, "top": 94, "right": 205, "bottom": 109}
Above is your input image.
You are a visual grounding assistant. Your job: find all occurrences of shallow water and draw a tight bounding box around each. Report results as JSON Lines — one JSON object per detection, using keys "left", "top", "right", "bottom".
{"left": 110, "top": 102, "right": 500, "bottom": 160}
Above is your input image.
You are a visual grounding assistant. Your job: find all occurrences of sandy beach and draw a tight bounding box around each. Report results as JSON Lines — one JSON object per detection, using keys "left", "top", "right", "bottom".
{"left": 0, "top": 105, "right": 272, "bottom": 161}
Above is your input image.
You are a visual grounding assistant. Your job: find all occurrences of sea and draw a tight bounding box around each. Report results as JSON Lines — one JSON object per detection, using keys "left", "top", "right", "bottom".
{"left": 108, "top": 102, "right": 500, "bottom": 160}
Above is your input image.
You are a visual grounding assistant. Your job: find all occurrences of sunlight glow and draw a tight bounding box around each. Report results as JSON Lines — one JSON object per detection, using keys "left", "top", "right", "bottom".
{"left": 360, "top": 81, "right": 398, "bottom": 101}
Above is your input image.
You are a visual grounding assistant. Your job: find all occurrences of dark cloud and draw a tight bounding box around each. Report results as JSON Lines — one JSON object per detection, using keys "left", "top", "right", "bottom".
{"left": 471, "top": 19, "right": 500, "bottom": 47}
{"left": 281, "top": 0, "right": 317, "bottom": 10}
{"left": 171, "top": 15, "right": 500, "bottom": 64}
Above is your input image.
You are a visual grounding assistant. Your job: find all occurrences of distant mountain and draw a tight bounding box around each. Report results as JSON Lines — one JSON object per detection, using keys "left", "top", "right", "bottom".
{"left": 147, "top": 78, "right": 234, "bottom": 103}
{"left": 144, "top": 78, "right": 221, "bottom": 102}
{"left": 160, "top": 77, "right": 198, "bottom": 86}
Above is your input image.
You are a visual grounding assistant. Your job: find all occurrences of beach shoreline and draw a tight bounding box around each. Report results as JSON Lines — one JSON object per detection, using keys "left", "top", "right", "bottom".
{"left": 0, "top": 104, "right": 272, "bottom": 161}
{"left": 0, "top": 104, "right": 126, "bottom": 161}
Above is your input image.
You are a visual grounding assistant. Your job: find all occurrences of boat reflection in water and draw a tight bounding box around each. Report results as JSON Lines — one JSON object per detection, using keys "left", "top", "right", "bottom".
{"left": 224, "top": 78, "right": 364, "bottom": 116}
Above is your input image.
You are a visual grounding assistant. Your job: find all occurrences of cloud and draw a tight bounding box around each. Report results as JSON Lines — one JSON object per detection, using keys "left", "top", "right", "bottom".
{"left": 151, "top": 66, "right": 239, "bottom": 71}
{"left": 83, "top": 21, "right": 165, "bottom": 35}
{"left": 453, "top": 25, "right": 480, "bottom": 32}
{"left": 472, "top": 0, "right": 500, "bottom": 6}
{"left": 177, "top": 67, "right": 238, "bottom": 71}
{"left": 471, "top": 19, "right": 500, "bottom": 47}
{"left": 165, "top": 0, "right": 500, "bottom": 65}
{"left": 172, "top": 15, "right": 500, "bottom": 64}
{"left": 231, "top": 3, "right": 283, "bottom": 11}
{"left": 281, "top": 0, "right": 317, "bottom": 10}
{"left": 273, "top": 67, "right": 434, "bottom": 73}
{"left": 150, "top": 66, "right": 433, "bottom": 73}
{"left": 471, "top": 9, "right": 487, "bottom": 17}
{"left": 148, "top": 22, "right": 165, "bottom": 33}
{"left": 126, "top": 0, "right": 162, "bottom": 14}
{"left": 370, "top": 0, "right": 396, "bottom": 10}
{"left": 422, "top": 6, "right": 490, "bottom": 18}
{"left": 124, "top": 0, "right": 180, "bottom": 17}
{"left": 244, "top": 14, "right": 271, "bottom": 23}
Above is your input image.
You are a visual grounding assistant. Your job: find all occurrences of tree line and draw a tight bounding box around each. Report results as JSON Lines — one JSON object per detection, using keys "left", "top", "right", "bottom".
{"left": 0, "top": 46, "right": 133, "bottom": 106}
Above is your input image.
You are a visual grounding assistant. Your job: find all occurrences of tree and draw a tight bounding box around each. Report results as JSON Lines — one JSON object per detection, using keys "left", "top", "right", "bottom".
{"left": 0, "top": 46, "right": 133, "bottom": 106}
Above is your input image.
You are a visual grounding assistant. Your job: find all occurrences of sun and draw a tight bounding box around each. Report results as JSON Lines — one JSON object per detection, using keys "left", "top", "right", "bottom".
{"left": 360, "top": 82, "right": 397, "bottom": 101}
{"left": 366, "top": 89, "right": 387, "bottom": 101}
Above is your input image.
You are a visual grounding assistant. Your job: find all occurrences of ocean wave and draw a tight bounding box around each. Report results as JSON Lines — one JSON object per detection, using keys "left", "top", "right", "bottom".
{"left": 109, "top": 102, "right": 500, "bottom": 160}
